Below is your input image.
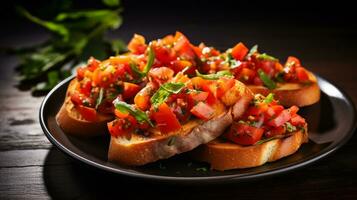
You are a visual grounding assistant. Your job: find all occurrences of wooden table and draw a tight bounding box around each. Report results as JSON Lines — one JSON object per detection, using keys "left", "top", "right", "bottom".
{"left": 1, "top": 6, "right": 357, "bottom": 199}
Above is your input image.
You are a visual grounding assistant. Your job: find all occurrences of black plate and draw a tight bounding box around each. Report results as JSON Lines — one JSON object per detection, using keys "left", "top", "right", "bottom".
{"left": 39, "top": 75, "right": 356, "bottom": 184}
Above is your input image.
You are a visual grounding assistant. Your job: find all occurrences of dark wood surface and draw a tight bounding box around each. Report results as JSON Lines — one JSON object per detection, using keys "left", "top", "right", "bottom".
{"left": 1, "top": 2, "right": 357, "bottom": 199}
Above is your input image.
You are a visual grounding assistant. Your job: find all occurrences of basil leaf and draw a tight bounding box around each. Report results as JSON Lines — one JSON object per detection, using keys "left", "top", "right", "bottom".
{"left": 151, "top": 82, "right": 185, "bottom": 109}
{"left": 246, "top": 45, "right": 258, "bottom": 58}
{"left": 95, "top": 88, "right": 104, "bottom": 109}
{"left": 129, "top": 46, "right": 155, "bottom": 78}
{"left": 257, "top": 53, "right": 278, "bottom": 62}
{"left": 263, "top": 93, "right": 275, "bottom": 103}
{"left": 258, "top": 69, "right": 276, "bottom": 89}
{"left": 113, "top": 99, "right": 154, "bottom": 127}
{"left": 196, "top": 70, "right": 233, "bottom": 80}
{"left": 17, "top": 7, "right": 69, "bottom": 41}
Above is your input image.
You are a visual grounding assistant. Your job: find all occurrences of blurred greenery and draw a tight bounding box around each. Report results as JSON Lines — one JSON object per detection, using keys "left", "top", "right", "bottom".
{"left": 11, "top": 0, "right": 126, "bottom": 94}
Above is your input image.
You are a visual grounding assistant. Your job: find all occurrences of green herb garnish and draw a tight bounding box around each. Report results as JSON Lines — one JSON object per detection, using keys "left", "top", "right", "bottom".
{"left": 196, "top": 167, "right": 208, "bottom": 172}
{"left": 113, "top": 99, "right": 154, "bottom": 127}
{"left": 151, "top": 82, "right": 185, "bottom": 109}
{"left": 195, "top": 70, "right": 233, "bottom": 80}
{"left": 285, "top": 122, "right": 297, "bottom": 132}
{"left": 95, "top": 88, "right": 104, "bottom": 109}
{"left": 263, "top": 93, "right": 275, "bottom": 103}
{"left": 258, "top": 69, "right": 277, "bottom": 89}
{"left": 246, "top": 44, "right": 258, "bottom": 58}
{"left": 130, "top": 46, "right": 155, "bottom": 78}
{"left": 256, "top": 53, "right": 278, "bottom": 61}
{"left": 255, "top": 137, "right": 279, "bottom": 145}
{"left": 12, "top": 0, "right": 125, "bottom": 93}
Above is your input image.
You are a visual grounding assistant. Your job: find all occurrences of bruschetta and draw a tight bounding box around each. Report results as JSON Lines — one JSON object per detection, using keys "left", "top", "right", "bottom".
{"left": 191, "top": 93, "right": 309, "bottom": 171}
{"left": 107, "top": 69, "right": 253, "bottom": 166}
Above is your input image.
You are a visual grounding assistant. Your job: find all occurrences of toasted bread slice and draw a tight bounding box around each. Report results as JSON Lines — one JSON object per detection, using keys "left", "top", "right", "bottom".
{"left": 248, "top": 71, "right": 320, "bottom": 107}
{"left": 56, "top": 79, "right": 113, "bottom": 137}
{"left": 191, "top": 126, "right": 308, "bottom": 171}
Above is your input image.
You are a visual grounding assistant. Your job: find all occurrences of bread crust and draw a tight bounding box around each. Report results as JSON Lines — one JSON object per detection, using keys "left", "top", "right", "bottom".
{"left": 56, "top": 79, "right": 113, "bottom": 137}
{"left": 191, "top": 127, "right": 308, "bottom": 171}
{"left": 248, "top": 72, "right": 320, "bottom": 107}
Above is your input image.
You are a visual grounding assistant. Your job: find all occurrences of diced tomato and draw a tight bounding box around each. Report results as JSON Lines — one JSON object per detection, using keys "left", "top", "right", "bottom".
{"left": 190, "top": 102, "right": 214, "bottom": 120}
{"left": 70, "top": 92, "right": 94, "bottom": 107}
{"left": 290, "top": 115, "right": 306, "bottom": 126}
{"left": 288, "top": 105, "right": 299, "bottom": 116}
{"left": 225, "top": 123, "right": 264, "bottom": 145}
{"left": 79, "top": 80, "right": 92, "bottom": 97}
{"left": 76, "top": 66, "right": 86, "bottom": 81}
{"left": 122, "top": 82, "right": 141, "bottom": 100}
{"left": 189, "top": 91, "right": 209, "bottom": 102}
{"left": 259, "top": 60, "right": 276, "bottom": 77}
{"left": 296, "top": 67, "right": 309, "bottom": 82}
{"left": 173, "top": 32, "right": 196, "bottom": 60}
{"left": 216, "top": 78, "right": 235, "bottom": 99}
{"left": 152, "top": 45, "right": 176, "bottom": 64}
{"left": 128, "top": 34, "right": 147, "bottom": 54}
{"left": 87, "top": 57, "right": 100, "bottom": 72}
{"left": 134, "top": 86, "right": 151, "bottom": 111}
{"left": 267, "top": 109, "right": 291, "bottom": 127}
{"left": 265, "top": 126, "right": 286, "bottom": 138}
{"left": 152, "top": 102, "right": 181, "bottom": 134}
{"left": 92, "top": 64, "right": 126, "bottom": 88}
{"left": 171, "top": 60, "right": 193, "bottom": 74}
{"left": 148, "top": 67, "right": 174, "bottom": 86}
{"left": 286, "top": 56, "right": 301, "bottom": 67}
{"left": 114, "top": 109, "right": 129, "bottom": 118}
{"left": 264, "top": 105, "right": 284, "bottom": 119}
{"left": 231, "top": 42, "right": 248, "bottom": 61}
{"left": 77, "top": 105, "right": 97, "bottom": 122}
{"left": 107, "top": 116, "right": 137, "bottom": 138}
{"left": 97, "top": 100, "right": 115, "bottom": 114}
{"left": 239, "top": 68, "right": 256, "bottom": 83}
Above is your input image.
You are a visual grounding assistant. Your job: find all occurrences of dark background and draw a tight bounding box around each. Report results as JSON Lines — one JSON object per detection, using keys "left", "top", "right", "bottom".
{"left": 1, "top": 0, "right": 357, "bottom": 199}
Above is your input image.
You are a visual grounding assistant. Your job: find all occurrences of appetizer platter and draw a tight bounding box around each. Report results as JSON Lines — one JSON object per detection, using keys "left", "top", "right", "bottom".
{"left": 40, "top": 32, "right": 356, "bottom": 183}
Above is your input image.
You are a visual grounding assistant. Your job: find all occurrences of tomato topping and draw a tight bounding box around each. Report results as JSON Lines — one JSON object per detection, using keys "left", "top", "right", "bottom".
{"left": 148, "top": 67, "right": 174, "bottom": 86}
{"left": 189, "top": 91, "right": 209, "bottom": 102}
{"left": 296, "top": 67, "right": 309, "bottom": 82}
{"left": 122, "top": 82, "right": 141, "bottom": 100}
{"left": 107, "top": 115, "right": 137, "bottom": 138}
{"left": 265, "top": 126, "right": 286, "bottom": 138}
{"left": 285, "top": 56, "right": 301, "bottom": 67}
{"left": 190, "top": 102, "right": 214, "bottom": 120}
{"left": 79, "top": 80, "right": 92, "bottom": 97}
{"left": 216, "top": 78, "right": 235, "bottom": 99}
{"left": 77, "top": 105, "right": 97, "bottom": 122}
{"left": 152, "top": 102, "right": 181, "bottom": 134}
{"left": 128, "top": 34, "right": 147, "bottom": 54}
{"left": 76, "top": 66, "right": 86, "bottom": 81}
{"left": 225, "top": 123, "right": 264, "bottom": 145}
{"left": 267, "top": 109, "right": 291, "bottom": 127}
{"left": 290, "top": 115, "right": 306, "bottom": 126}
{"left": 87, "top": 57, "right": 100, "bottom": 72}
{"left": 134, "top": 87, "right": 151, "bottom": 111}
{"left": 231, "top": 42, "right": 248, "bottom": 61}
{"left": 173, "top": 32, "right": 196, "bottom": 60}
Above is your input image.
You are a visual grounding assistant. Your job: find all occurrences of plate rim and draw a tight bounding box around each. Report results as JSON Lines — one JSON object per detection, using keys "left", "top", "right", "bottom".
{"left": 39, "top": 75, "right": 357, "bottom": 183}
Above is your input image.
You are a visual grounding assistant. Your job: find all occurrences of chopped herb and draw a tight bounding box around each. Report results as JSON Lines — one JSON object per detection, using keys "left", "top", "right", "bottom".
{"left": 150, "top": 82, "right": 185, "bottom": 109}
{"left": 129, "top": 46, "right": 155, "bottom": 78}
{"left": 113, "top": 99, "right": 154, "bottom": 127}
{"left": 258, "top": 69, "right": 276, "bottom": 89}
{"left": 285, "top": 122, "right": 297, "bottom": 132}
{"left": 196, "top": 167, "right": 208, "bottom": 172}
{"left": 263, "top": 93, "right": 275, "bottom": 103}
{"left": 246, "top": 44, "right": 258, "bottom": 58}
{"left": 167, "top": 137, "right": 176, "bottom": 146}
{"left": 255, "top": 137, "right": 279, "bottom": 145}
{"left": 196, "top": 70, "right": 233, "bottom": 80}
{"left": 257, "top": 53, "right": 278, "bottom": 61}
{"left": 95, "top": 88, "right": 104, "bottom": 109}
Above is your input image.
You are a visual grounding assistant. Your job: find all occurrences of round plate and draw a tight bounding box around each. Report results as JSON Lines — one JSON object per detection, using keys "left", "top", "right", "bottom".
{"left": 39, "top": 75, "right": 356, "bottom": 184}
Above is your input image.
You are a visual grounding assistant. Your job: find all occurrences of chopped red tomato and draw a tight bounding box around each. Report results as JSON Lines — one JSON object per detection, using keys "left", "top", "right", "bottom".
{"left": 122, "top": 82, "right": 141, "bottom": 100}
{"left": 267, "top": 109, "right": 291, "bottom": 127}
{"left": 107, "top": 115, "right": 137, "bottom": 138}
{"left": 296, "top": 67, "right": 309, "bottom": 82}
{"left": 265, "top": 126, "right": 286, "bottom": 138}
{"left": 189, "top": 91, "right": 209, "bottom": 102}
{"left": 285, "top": 56, "right": 301, "bottom": 67}
{"left": 149, "top": 67, "right": 174, "bottom": 86}
{"left": 152, "top": 102, "right": 181, "bottom": 134}
{"left": 87, "top": 57, "right": 100, "bottom": 72}
{"left": 173, "top": 32, "right": 196, "bottom": 60}
{"left": 225, "top": 123, "right": 264, "bottom": 145}
{"left": 77, "top": 105, "right": 97, "bottom": 122}
{"left": 290, "top": 115, "right": 306, "bottom": 126}
{"left": 216, "top": 78, "right": 235, "bottom": 99}
{"left": 152, "top": 45, "right": 176, "bottom": 64}
{"left": 190, "top": 102, "right": 214, "bottom": 120}
{"left": 264, "top": 105, "right": 284, "bottom": 119}
{"left": 79, "top": 80, "right": 92, "bottom": 97}
{"left": 231, "top": 42, "right": 248, "bottom": 61}
{"left": 134, "top": 86, "right": 151, "bottom": 111}
{"left": 128, "top": 34, "right": 147, "bottom": 54}
{"left": 76, "top": 66, "right": 86, "bottom": 81}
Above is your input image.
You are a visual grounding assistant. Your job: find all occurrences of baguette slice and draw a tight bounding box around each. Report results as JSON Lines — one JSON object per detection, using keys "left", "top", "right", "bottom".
{"left": 248, "top": 71, "right": 320, "bottom": 107}
{"left": 191, "top": 126, "right": 308, "bottom": 171}
{"left": 108, "top": 80, "right": 254, "bottom": 166}
{"left": 56, "top": 79, "right": 113, "bottom": 137}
